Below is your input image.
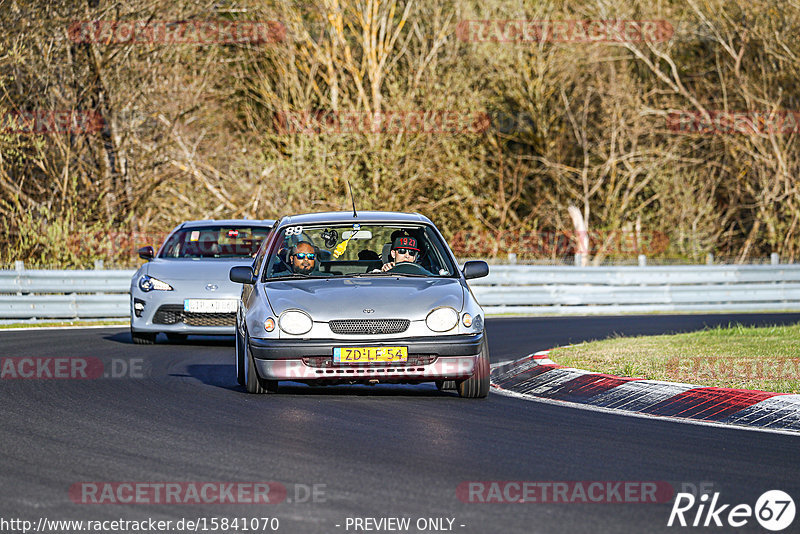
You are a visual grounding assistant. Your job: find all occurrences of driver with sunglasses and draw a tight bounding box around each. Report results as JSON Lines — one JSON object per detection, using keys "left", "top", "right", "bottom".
{"left": 290, "top": 241, "right": 318, "bottom": 275}
{"left": 381, "top": 235, "right": 423, "bottom": 272}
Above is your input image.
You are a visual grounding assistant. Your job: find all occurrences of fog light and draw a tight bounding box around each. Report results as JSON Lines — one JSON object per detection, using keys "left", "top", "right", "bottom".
{"left": 462, "top": 313, "right": 472, "bottom": 327}
{"left": 264, "top": 317, "right": 275, "bottom": 332}
{"left": 133, "top": 299, "right": 145, "bottom": 318}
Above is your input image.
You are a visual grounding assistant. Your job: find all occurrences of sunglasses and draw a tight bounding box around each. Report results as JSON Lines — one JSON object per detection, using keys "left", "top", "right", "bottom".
{"left": 294, "top": 253, "right": 315, "bottom": 260}
{"left": 394, "top": 248, "right": 418, "bottom": 256}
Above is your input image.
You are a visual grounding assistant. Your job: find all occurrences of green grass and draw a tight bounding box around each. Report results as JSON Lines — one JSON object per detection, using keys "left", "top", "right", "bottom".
{"left": 548, "top": 323, "right": 800, "bottom": 394}
{"left": 484, "top": 309, "right": 800, "bottom": 318}
{"left": 0, "top": 320, "right": 128, "bottom": 329}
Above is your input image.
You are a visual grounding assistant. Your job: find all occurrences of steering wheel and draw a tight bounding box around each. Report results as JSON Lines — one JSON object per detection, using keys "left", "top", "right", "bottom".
{"left": 388, "top": 261, "right": 429, "bottom": 274}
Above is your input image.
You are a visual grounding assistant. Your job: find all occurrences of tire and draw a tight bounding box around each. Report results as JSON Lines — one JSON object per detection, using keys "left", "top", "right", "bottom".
{"left": 131, "top": 328, "right": 156, "bottom": 345}
{"left": 456, "top": 334, "right": 490, "bottom": 399}
{"left": 436, "top": 380, "right": 456, "bottom": 391}
{"left": 243, "top": 331, "right": 278, "bottom": 394}
{"left": 166, "top": 333, "right": 187, "bottom": 343}
{"left": 235, "top": 321, "right": 246, "bottom": 387}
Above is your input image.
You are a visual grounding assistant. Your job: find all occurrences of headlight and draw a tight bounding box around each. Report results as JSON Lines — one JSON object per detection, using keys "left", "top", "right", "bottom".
{"left": 138, "top": 275, "right": 173, "bottom": 292}
{"left": 279, "top": 310, "right": 313, "bottom": 335}
{"left": 426, "top": 307, "right": 459, "bottom": 332}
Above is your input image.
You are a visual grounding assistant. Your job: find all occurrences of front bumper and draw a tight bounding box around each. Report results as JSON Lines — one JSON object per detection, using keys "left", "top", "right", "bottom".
{"left": 254, "top": 355, "right": 477, "bottom": 382}
{"left": 249, "top": 333, "right": 483, "bottom": 382}
{"left": 130, "top": 294, "right": 237, "bottom": 335}
{"left": 249, "top": 333, "right": 483, "bottom": 359}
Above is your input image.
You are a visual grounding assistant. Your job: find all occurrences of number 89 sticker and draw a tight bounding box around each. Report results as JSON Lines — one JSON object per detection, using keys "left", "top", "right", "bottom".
{"left": 285, "top": 226, "right": 303, "bottom": 236}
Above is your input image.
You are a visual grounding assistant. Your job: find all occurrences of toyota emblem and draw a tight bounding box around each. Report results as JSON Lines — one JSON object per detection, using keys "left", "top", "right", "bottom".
{"left": 205, "top": 283, "right": 218, "bottom": 291}
{"left": 363, "top": 308, "right": 374, "bottom": 314}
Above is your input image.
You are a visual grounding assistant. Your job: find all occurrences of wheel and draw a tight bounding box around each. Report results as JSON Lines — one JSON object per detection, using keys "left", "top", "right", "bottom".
{"left": 456, "top": 333, "right": 490, "bottom": 399}
{"left": 243, "top": 331, "right": 278, "bottom": 394}
{"left": 131, "top": 328, "right": 156, "bottom": 345}
{"left": 166, "top": 333, "right": 187, "bottom": 343}
{"left": 436, "top": 380, "right": 456, "bottom": 391}
{"left": 235, "top": 321, "right": 246, "bottom": 387}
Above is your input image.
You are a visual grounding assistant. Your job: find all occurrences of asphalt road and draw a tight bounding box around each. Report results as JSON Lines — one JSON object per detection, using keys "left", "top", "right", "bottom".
{"left": 1, "top": 314, "right": 799, "bottom": 534}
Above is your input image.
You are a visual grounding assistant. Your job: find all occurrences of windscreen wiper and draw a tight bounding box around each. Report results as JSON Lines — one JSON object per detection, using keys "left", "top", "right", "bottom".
{"left": 267, "top": 274, "right": 329, "bottom": 280}
{"left": 354, "top": 272, "right": 429, "bottom": 277}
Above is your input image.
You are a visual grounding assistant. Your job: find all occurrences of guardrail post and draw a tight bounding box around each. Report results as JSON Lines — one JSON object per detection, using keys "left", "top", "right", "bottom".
{"left": 14, "top": 260, "right": 24, "bottom": 296}
{"left": 771, "top": 253, "right": 780, "bottom": 265}
{"left": 574, "top": 253, "right": 583, "bottom": 267}
{"left": 507, "top": 253, "right": 517, "bottom": 265}
{"left": 93, "top": 259, "right": 105, "bottom": 295}
{"left": 706, "top": 253, "right": 714, "bottom": 265}
{"left": 638, "top": 254, "right": 647, "bottom": 267}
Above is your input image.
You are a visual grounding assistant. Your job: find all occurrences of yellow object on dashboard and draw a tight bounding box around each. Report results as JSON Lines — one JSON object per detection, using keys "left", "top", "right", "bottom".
{"left": 332, "top": 238, "right": 351, "bottom": 258}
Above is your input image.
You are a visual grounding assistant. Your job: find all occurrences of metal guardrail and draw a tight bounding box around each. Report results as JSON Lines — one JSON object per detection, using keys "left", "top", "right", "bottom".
{"left": 1, "top": 264, "right": 800, "bottom": 320}
{"left": 470, "top": 264, "right": 800, "bottom": 314}
{"left": 0, "top": 267, "right": 134, "bottom": 320}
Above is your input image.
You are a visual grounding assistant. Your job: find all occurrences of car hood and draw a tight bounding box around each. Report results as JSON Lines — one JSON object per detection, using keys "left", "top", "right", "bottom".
{"left": 263, "top": 277, "right": 464, "bottom": 321}
{"left": 143, "top": 258, "right": 252, "bottom": 285}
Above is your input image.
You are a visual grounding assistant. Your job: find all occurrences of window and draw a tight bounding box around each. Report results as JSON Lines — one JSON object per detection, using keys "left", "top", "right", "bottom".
{"left": 264, "top": 223, "right": 457, "bottom": 279}
{"left": 159, "top": 226, "right": 272, "bottom": 259}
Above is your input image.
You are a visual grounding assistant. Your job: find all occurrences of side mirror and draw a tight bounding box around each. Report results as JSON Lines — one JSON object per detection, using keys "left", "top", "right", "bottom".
{"left": 463, "top": 260, "right": 489, "bottom": 280}
{"left": 230, "top": 266, "right": 257, "bottom": 284}
{"left": 138, "top": 246, "right": 154, "bottom": 260}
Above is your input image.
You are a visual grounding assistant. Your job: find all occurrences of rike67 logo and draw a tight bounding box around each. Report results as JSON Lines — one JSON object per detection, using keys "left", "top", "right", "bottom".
{"left": 668, "top": 490, "right": 795, "bottom": 531}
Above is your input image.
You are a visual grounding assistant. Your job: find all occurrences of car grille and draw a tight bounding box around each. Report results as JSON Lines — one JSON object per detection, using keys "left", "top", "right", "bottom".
{"left": 152, "top": 305, "right": 235, "bottom": 327}
{"left": 328, "top": 319, "right": 410, "bottom": 335}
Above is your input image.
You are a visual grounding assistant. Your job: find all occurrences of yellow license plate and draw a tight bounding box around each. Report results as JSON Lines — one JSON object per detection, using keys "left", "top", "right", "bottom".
{"left": 333, "top": 346, "right": 408, "bottom": 363}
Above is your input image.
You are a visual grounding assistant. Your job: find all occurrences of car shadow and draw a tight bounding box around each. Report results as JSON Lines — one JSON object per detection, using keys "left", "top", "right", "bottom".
{"left": 185, "top": 364, "right": 457, "bottom": 397}
{"left": 104, "top": 332, "right": 234, "bottom": 347}
{"left": 181, "top": 364, "right": 241, "bottom": 391}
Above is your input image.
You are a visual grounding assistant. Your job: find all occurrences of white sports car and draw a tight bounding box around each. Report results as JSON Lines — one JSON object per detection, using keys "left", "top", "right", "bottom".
{"left": 130, "top": 219, "right": 275, "bottom": 344}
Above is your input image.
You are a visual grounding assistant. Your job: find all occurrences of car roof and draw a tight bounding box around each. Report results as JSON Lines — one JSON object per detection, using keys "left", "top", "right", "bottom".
{"left": 177, "top": 219, "right": 275, "bottom": 229}
{"left": 277, "top": 211, "right": 433, "bottom": 226}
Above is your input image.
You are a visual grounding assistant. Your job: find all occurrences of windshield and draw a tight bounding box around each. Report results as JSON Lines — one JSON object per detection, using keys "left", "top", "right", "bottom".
{"left": 264, "top": 223, "right": 457, "bottom": 280}
{"left": 159, "top": 226, "right": 272, "bottom": 259}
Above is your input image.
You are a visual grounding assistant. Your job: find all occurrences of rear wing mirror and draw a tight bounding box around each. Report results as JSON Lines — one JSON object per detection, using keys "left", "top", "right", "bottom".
{"left": 463, "top": 260, "right": 489, "bottom": 280}
{"left": 230, "top": 266, "right": 257, "bottom": 284}
{"left": 138, "top": 246, "right": 154, "bottom": 260}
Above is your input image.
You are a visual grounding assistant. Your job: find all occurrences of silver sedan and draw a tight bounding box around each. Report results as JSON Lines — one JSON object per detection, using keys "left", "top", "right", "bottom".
{"left": 130, "top": 219, "right": 275, "bottom": 344}
{"left": 230, "top": 211, "right": 490, "bottom": 398}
